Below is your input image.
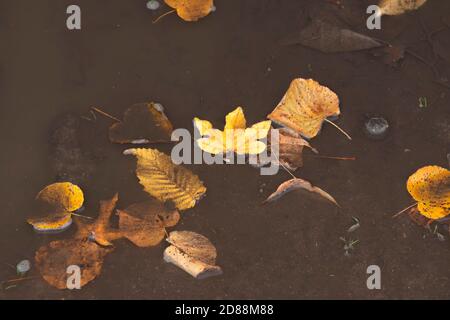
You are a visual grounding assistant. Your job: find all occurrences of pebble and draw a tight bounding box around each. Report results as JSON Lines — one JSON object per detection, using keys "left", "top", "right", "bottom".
{"left": 16, "top": 260, "right": 31, "bottom": 276}
{"left": 146, "top": 0, "right": 160, "bottom": 10}
{"left": 364, "top": 116, "right": 389, "bottom": 140}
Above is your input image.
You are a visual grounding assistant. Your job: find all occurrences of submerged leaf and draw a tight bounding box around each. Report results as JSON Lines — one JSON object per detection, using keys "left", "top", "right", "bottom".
{"left": 195, "top": 107, "right": 271, "bottom": 155}
{"left": 264, "top": 178, "right": 339, "bottom": 206}
{"left": 164, "top": 231, "right": 222, "bottom": 279}
{"left": 407, "top": 165, "right": 450, "bottom": 219}
{"left": 35, "top": 239, "right": 112, "bottom": 289}
{"left": 109, "top": 102, "right": 173, "bottom": 144}
{"left": 164, "top": 0, "right": 214, "bottom": 22}
{"left": 268, "top": 78, "right": 341, "bottom": 139}
{"left": 124, "top": 148, "right": 206, "bottom": 211}
{"left": 281, "top": 20, "right": 381, "bottom": 53}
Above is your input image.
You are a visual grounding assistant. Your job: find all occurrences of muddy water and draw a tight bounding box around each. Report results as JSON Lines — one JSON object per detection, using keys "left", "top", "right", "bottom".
{"left": 0, "top": 0, "right": 449, "bottom": 299}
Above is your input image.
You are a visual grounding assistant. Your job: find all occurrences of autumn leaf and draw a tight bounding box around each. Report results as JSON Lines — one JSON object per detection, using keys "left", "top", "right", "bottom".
{"left": 164, "top": 0, "right": 214, "bottom": 22}
{"left": 109, "top": 102, "right": 173, "bottom": 144}
{"left": 117, "top": 199, "right": 180, "bottom": 247}
{"left": 263, "top": 178, "right": 339, "bottom": 207}
{"left": 267, "top": 78, "right": 343, "bottom": 139}
{"left": 124, "top": 148, "right": 207, "bottom": 211}
{"left": 164, "top": 231, "right": 222, "bottom": 279}
{"left": 379, "top": 0, "right": 427, "bottom": 16}
{"left": 194, "top": 107, "right": 272, "bottom": 155}
{"left": 406, "top": 165, "right": 450, "bottom": 219}
{"left": 35, "top": 239, "right": 112, "bottom": 289}
{"left": 281, "top": 19, "right": 382, "bottom": 53}
{"left": 27, "top": 182, "right": 84, "bottom": 232}
{"left": 75, "top": 193, "right": 123, "bottom": 246}
{"left": 256, "top": 128, "right": 318, "bottom": 171}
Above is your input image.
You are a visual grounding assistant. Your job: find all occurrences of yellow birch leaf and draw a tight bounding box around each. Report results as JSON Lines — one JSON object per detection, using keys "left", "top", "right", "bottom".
{"left": 406, "top": 165, "right": 450, "bottom": 219}
{"left": 267, "top": 78, "right": 340, "bottom": 139}
{"left": 124, "top": 148, "right": 206, "bottom": 211}
{"left": 224, "top": 107, "right": 246, "bottom": 130}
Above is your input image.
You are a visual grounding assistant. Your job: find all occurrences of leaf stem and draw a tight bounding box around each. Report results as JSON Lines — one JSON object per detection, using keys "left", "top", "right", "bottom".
{"left": 91, "top": 107, "right": 121, "bottom": 123}
{"left": 152, "top": 9, "right": 176, "bottom": 24}
{"left": 392, "top": 202, "right": 417, "bottom": 218}
{"left": 324, "top": 119, "right": 352, "bottom": 140}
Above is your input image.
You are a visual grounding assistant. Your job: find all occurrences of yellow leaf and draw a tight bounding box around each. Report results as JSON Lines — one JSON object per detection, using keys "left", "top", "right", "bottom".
{"left": 27, "top": 212, "right": 73, "bottom": 233}
{"left": 267, "top": 78, "right": 340, "bottom": 139}
{"left": 36, "top": 182, "right": 84, "bottom": 212}
{"left": 124, "top": 148, "right": 206, "bottom": 211}
{"left": 407, "top": 165, "right": 450, "bottom": 219}
{"left": 164, "top": 0, "right": 214, "bottom": 22}
{"left": 379, "top": 0, "right": 427, "bottom": 16}
{"left": 194, "top": 107, "right": 271, "bottom": 155}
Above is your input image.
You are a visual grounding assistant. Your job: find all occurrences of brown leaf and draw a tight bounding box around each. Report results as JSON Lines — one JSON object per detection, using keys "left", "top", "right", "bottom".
{"left": 164, "top": 231, "right": 222, "bottom": 279}
{"left": 281, "top": 19, "right": 382, "bottom": 53}
{"left": 117, "top": 199, "right": 180, "bottom": 247}
{"left": 263, "top": 178, "right": 339, "bottom": 207}
{"left": 109, "top": 103, "right": 173, "bottom": 144}
{"left": 35, "top": 239, "right": 112, "bottom": 289}
{"left": 75, "top": 193, "right": 123, "bottom": 246}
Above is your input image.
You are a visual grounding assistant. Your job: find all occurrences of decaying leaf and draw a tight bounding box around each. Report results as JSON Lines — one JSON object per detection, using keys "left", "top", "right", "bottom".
{"left": 117, "top": 199, "right": 180, "bottom": 247}
{"left": 109, "top": 102, "right": 174, "bottom": 144}
{"left": 27, "top": 182, "right": 84, "bottom": 232}
{"left": 264, "top": 178, "right": 339, "bottom": 206}
{"left": 35, "top": 239, "right": 112, "bottom": 289}
{"left": 164, "top": 231, "right": 222, "bottom": 279}
{"left": 124, "top": 148, "right": 206, "bottom": 211}
{"left": 281, "top": 19, "right": 381, "bottom": 53}
{"left": 268, "top": 78, "right": 340, "bottom": 139}
{"left": 407, "top": 165, "right": 450, "bottom": 219}
{"left": 164, "top": 0, "right": 214, "bottom": 22}
{"left": 75, "top": 193, "right": 123, "bottom": 246}
{"left": 258, "top": 128, "right": 318, "bottom": 171}
{"left": 194, "top": 107, "right": 272, "bottom": 155}
{"left": 379, "top": 0, "right": 427, "bottom": 16}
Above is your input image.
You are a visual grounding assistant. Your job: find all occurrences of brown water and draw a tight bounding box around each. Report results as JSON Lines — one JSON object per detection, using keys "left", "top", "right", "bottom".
{"left": 1, "top": 0, "right": 450, "bottom": 299}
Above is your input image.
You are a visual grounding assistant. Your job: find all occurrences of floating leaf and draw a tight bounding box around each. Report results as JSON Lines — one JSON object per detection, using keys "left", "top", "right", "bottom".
{"left": 109, "top": 102, "right": 173, "bottom": 144}
{"left": 194, "top": 107, "right": 272, "bottom": 155}
{"left": 27, "top": 182, "right": 84, "bottom": 233}
{"left": 379, "top": 0, "right": 427, "bottom": 16}
{"left": 27, "top": 212, "right": 73, "bottom": 233}
{"left": 117, "top": 199, "right": 180, "bottom": 247}
{"left": 35, "top": 239, "right": 112, "bottom": 289}
{"left": 281, "top": 19, "right": 381, "bottom": 53}
{"left": 267, "top": 78, "right": 340, "bottom": 139}
{"left": 406, "top": 165, "right": 450, "bottom": 219}
{"left": 263, "top": 178, "right": 339, "bottom": 206}
{"left": 124, "top": 148, "right": 206, "bottom": 211}
{"left": 35, "top": 182, "right": 84, "bottom": 213}
{"left": 164, "top": 0, "right": 214, "bottom": 22}
{"left": 164, "top": 231, "right": 222, "bottom": 279}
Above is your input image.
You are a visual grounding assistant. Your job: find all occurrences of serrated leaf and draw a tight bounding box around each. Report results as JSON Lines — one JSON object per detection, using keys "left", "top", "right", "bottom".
{"left": 124, "top": 148, "right": 206, "bottom": 211}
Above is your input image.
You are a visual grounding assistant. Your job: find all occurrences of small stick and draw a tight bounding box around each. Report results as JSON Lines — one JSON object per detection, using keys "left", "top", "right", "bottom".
{"left": 324, "top": 119, "right": 352, "bottom": 140}
{"left": 2, "top": 276, "right": 38, "bottom": 285}
{"left": 91, "top": 107, "right": 121, "bottom": 123}
{"left": 71, "top": 212, "right": 94, "bottom": 220}
{"left": 153, "top": 9, "right": 176, "bottom": 24}
{"left": 310, "top": 155, "right": 356, "bottom": 161}
{"left": 392, "top": 202, "right": 417, "bottom": 218}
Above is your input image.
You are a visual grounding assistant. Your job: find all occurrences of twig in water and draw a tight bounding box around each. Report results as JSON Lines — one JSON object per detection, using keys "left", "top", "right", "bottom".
{"left": 153, "top": 9, "right": 176, "bottom": 24}
{"left": 324, "top": 119, "right": 352, "bottom": 140}
{"left": 91, "top": 107, "right": 121, "bottom": 123}
{"left": 392, "top": 203, "right": 417, "bottom": 218}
